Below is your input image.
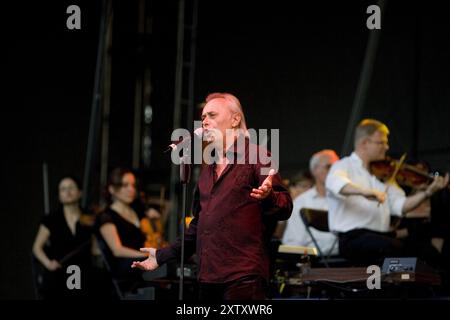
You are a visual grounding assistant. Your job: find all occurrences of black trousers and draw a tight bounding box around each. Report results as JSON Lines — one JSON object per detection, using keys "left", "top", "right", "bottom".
{"left": 339, "top": 228, "right": 442, "bottom": 267}
{"left": 198, "top": 275, "right": 268, "bottom": 301}
{"left": 339, "top": 229, "right": 403, "bottom": 266}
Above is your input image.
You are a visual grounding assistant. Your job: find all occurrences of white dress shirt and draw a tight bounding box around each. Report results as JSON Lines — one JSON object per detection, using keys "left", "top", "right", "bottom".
{"left": 325, "top": 152, "right": 406, "bottom": 233}
{"left": 282, "top": 187, "right": 339, "bottom": 255}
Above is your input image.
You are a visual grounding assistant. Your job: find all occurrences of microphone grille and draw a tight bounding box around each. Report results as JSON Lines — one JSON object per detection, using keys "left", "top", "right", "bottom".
{"left": 193, "top": 127, "right": 203, "bottom": 137}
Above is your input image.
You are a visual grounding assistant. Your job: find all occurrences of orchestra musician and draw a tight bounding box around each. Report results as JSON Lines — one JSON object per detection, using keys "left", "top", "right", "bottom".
{"left": 326, "top": 119, "right": 449, "bottom": 266}
{"left": 96, "top": 168, "right": 167, "bottom": 291}
{"left": 32, "top": 176, "right": 94, "bottom": 299}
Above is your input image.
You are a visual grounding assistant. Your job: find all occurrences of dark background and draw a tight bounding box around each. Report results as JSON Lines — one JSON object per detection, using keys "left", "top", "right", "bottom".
{"left": 1, "top": 0, "right": 449, "bottom": 299}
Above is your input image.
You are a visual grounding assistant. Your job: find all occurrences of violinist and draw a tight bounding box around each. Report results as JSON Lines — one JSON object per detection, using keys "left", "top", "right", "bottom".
{"left": 96, "top": 168, "right": 166, "bottom": 291}
{"left": 32, "top": 176, "right": 94, "bottom": 299}
{"left": 325, "top": 119, "right": 449, "bottom": 266}
{"left": 283, "top": 150, "right": 339, "bottom": 254}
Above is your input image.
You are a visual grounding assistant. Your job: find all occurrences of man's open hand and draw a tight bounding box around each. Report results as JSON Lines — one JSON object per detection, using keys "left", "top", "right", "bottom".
{"left": 131, "top": 248, "right": 159, "bottom": 271}
{"left": 250, "top": 169, "right": 275, "bottom": 200}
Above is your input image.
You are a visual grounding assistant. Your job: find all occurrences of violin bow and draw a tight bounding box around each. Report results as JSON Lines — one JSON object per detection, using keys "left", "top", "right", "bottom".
{"left": 387, "top": 153, "right": 407, "bottom": 186}
{"left": 58, "top": 239, "right": 92, "bottom": 266}
{"left": 378, "top": 153, "right": 407, "bottom": 207}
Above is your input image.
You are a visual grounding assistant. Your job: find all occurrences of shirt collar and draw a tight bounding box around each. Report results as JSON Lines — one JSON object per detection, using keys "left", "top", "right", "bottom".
{"left": 225, "top": 135, "right": 249, "bottom": 156}
{"left": 210, "top": 136, "right": 249, "bottom": 169}
{"left": 350, "top": 152, "right": 364, "bottom": 168}
{"left": 311, "top": 186, "right": 319, "bottom": 198}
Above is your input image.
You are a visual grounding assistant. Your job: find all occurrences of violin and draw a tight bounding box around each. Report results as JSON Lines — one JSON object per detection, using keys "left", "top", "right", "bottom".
{"left": 140, "top": 215, "right": 168, "bottom": 249}
{"left": 370, "top": 156, "right": 439, "bottom": 188}
{"left": 79, "top": 213, "right": 96, "bottom": 227}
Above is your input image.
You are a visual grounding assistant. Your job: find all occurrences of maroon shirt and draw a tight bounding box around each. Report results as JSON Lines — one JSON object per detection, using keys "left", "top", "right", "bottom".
{"left": 156, "top": 138, "right": 293, "bottom": 283}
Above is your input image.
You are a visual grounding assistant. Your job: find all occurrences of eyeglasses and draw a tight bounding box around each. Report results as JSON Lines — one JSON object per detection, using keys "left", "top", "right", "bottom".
{"left": 368, "top": 139, "right": 389, "bottom": 146}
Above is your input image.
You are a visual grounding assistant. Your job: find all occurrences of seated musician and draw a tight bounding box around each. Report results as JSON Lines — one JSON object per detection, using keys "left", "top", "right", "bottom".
{"left": 325, "top": 119, "right": 449, "bottom": 266}
{"left": 282, "top": 149, "right": 339, "bottom": 256}
{"left": 96, "top": 168, "right": 167, "bottom": 291}
{"left": 273, "top": 170, "right": 313, "bottom": 240}
{"left": 32, "top": 176, "right": 94, "bottom": 299}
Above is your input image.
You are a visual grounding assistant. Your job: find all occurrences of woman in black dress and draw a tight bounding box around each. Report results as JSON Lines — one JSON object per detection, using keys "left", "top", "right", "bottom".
{"left": 96, "top": 168, "right": 149, "bottom": 291}
{"left": 32, "top": 176, "right": 94, "bottom": 299}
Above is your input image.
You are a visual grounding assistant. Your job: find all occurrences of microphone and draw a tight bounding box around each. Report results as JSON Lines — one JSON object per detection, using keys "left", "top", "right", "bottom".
{"left": 164, "top": 127, "right": 203, "bottom": 153}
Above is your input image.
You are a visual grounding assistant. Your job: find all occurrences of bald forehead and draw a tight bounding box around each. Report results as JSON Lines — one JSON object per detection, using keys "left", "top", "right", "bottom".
{"left": 202, "top": 98, "right": 232, "bottom": 115}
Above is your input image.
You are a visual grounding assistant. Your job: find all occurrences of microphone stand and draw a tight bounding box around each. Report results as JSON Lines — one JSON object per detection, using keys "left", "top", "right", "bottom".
{"left": 178, "top": 151, "right": 191, "bottom": 300}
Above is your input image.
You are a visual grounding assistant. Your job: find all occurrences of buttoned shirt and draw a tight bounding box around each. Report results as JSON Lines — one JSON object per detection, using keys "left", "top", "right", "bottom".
{"left": 282, "top": 187, "right": 338, "bottom": 255}
{"left": 156, "top": 138, "right": 293, "bottom": 283}
{"left": 326, "top": 152, "right": 406, "bottom": 233}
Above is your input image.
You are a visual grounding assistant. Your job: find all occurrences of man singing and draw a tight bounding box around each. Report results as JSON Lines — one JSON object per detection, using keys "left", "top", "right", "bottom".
{"left": 132, "top": 92, "right": 293, "bottom": 300}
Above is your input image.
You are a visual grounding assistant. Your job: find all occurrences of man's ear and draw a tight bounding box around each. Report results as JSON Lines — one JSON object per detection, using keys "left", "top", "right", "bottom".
{"left": 363, "top": 137, "right": 371, "bottom": 146}
{"left": 356, "top": 137, "right": 367, "bottom": 149}
{"left": 108, "top": 185, "right": 115, "bottom": 196}
{"left": 232, "top": 113, "right": 241, "bottom": 128}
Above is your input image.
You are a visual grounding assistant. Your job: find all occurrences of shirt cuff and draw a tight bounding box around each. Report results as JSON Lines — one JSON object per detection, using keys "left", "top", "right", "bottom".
{"left": 326, "top": 175, "right": 351, "bottom": 197}
{"left": 391, "top": 196, "right": 406, "bottom": 217}
{"left": 155, "top": 247, "right": 172, "bottom": 266}
{"left": 262, "top": 189, "right": 278, "bottom": 206}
